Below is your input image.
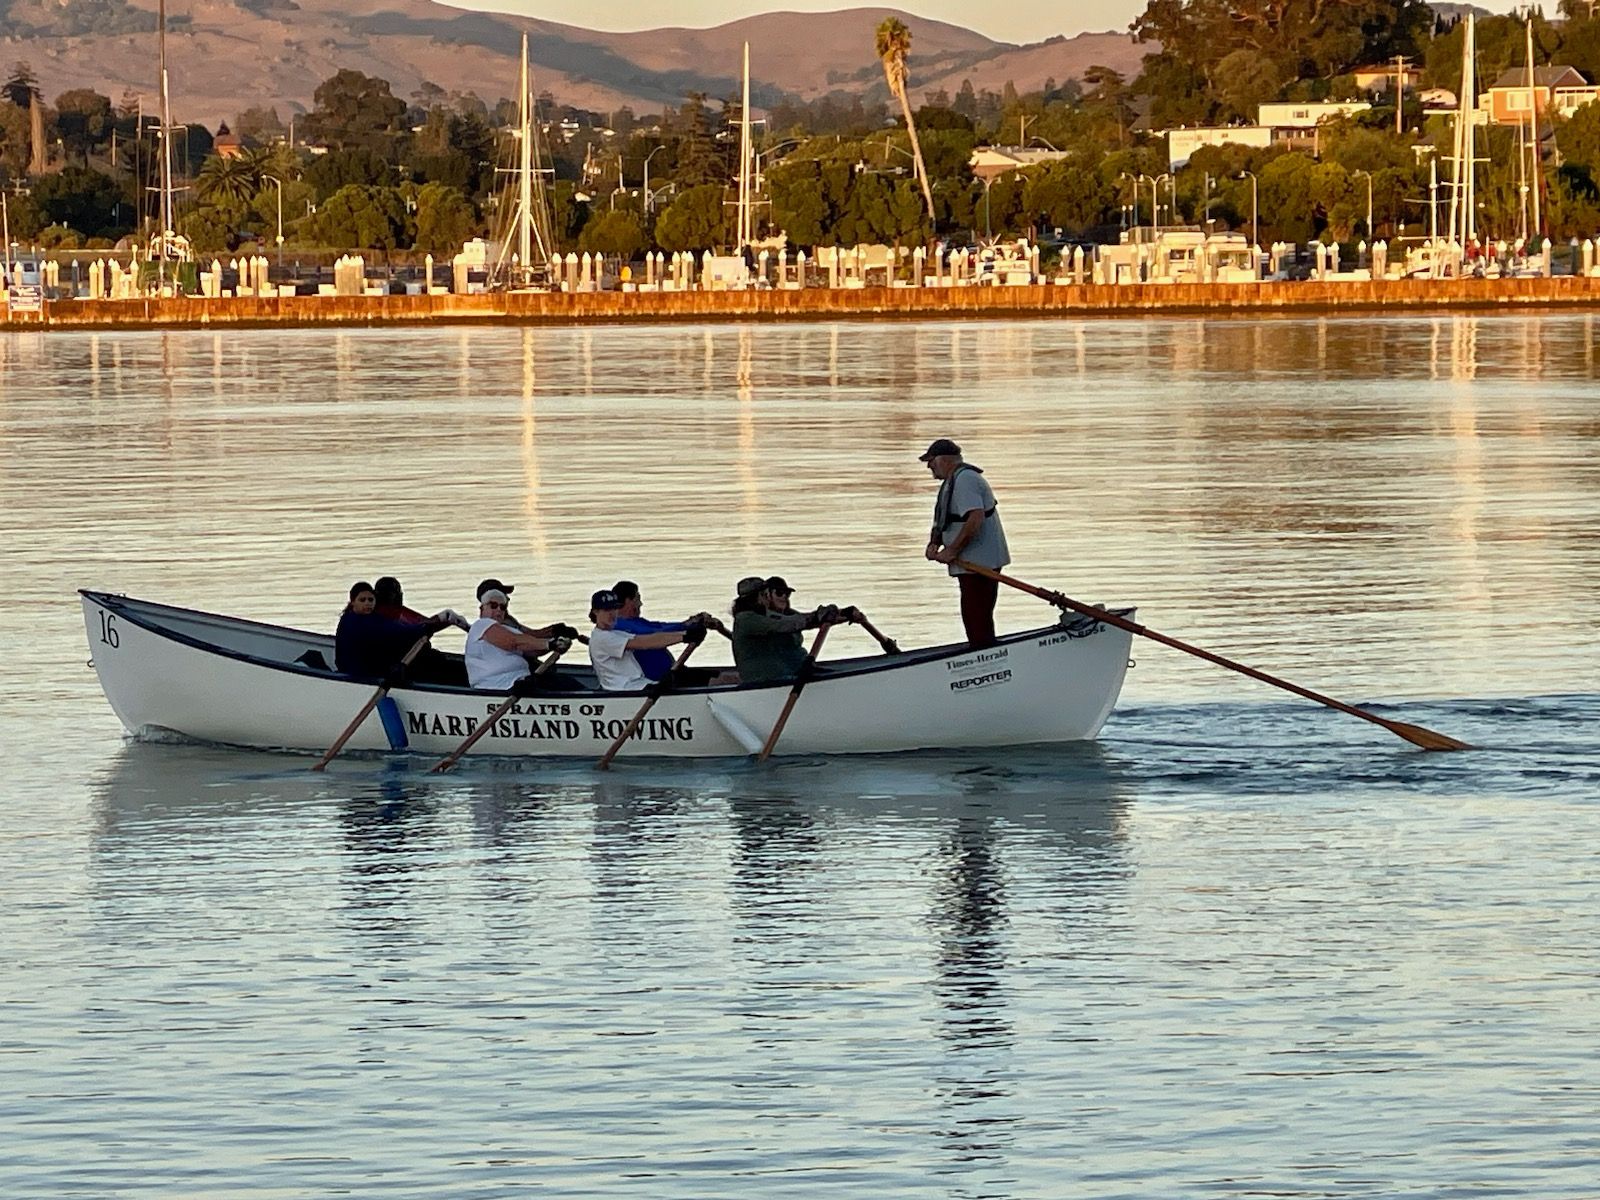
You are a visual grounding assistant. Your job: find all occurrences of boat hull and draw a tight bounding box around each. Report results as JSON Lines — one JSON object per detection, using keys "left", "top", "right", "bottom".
{"left": 81, "top": 592, "right": 1133, "bottom": 760}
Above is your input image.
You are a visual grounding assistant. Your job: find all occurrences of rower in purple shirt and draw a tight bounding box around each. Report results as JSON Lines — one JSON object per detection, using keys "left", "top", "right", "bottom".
{"left": 610, "top": 580, "right": 729, "bottom": 680}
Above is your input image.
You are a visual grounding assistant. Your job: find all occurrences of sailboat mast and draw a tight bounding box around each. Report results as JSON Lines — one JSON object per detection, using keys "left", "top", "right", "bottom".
{"left": 1516, "top": 115, "right": 1528, "bottom": 243}
{"left": 1527, "top": 17, "right": 1543, "bottom": 239}
{"left": 736, "top": 42, "right": 752, "bottom": 250}
{"left": 1448, "top": 14, "right": 1477, "bottom": 250}
{"left": 518, "top": 32, "right": 533, "bottom": 280}
{"left": 158, "top": 0, "right": 174, "bottom": 247}
{"left": 1466, "top": 17, "right": 1476, "bottom": 244}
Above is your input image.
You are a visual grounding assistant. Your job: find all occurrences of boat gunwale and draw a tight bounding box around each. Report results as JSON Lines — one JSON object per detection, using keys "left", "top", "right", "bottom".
{"left": 80, "top": 589, "right": 1107, "bottom": 700}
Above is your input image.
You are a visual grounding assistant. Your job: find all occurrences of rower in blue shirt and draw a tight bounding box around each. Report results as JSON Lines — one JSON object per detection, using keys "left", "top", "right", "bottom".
{"left": 611, "top": 580, "right": 730, "bottom": 680}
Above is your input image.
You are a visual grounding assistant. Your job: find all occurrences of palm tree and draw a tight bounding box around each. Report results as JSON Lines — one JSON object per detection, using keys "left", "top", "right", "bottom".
{"left": 195, "top": 153, "right": 258, "bottom": 207}
{"left": 875, "top": 17, "right": 935, "bottom": 222}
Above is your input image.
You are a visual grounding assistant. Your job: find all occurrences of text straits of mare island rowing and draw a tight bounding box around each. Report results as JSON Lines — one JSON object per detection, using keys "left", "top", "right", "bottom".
{"left": 405, "top": 698, "right": 695, "bottom": 745}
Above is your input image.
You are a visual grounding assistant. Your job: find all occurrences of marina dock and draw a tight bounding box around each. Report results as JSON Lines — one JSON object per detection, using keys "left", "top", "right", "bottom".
{"left": 6, "top": 276, "right": 1600, "bottom": 331}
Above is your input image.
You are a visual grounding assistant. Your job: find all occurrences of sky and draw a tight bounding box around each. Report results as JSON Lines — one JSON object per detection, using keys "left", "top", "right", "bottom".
{"left": 454, "top": 0, "right": 1529, "bottom": 47}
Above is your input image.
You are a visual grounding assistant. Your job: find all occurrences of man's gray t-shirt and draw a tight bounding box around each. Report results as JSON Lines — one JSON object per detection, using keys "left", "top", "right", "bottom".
{"left": 937, "top": 465, "right": 1010, "bottom": 576}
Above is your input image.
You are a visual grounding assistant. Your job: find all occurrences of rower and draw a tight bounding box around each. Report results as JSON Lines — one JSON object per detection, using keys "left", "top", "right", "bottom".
{"left": 465, "top": 589, "right": 574, "bottom": 692}
{"left": 610, "top": 579, "right": 732, "bottom": 685}
{"left": 587, "top": 589, "right": 706, "bottom": 691}
{"left": 729, "top": 575, "right": 858, "bottom": 686}
{"left": 335, "top": 580, "right": 453, "bottom": 681}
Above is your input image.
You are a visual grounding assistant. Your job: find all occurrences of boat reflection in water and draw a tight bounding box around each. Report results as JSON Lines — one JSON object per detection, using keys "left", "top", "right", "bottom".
{"left": 88, "top": 739, "right": 1132, "bottom": 1182}
{"left": 90, "top": 740, "right": 1133, "bottom": 939}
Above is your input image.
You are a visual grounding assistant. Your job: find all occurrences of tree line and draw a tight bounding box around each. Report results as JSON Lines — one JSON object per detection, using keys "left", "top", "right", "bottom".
{"left": 8, "top": 1, "right": 1600, "bottom": 260}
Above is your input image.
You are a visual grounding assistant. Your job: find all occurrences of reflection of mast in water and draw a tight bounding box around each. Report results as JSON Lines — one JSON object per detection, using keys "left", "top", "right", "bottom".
{"left": 520, "top": 327, "right": 549, "bottom": 563}
{"left": 736, "top": 328, "right": 760, "bottom": 557}
{"left": 1452, "top": 315, "right": 1479, "bottom": 381}
{"left": 736, "top": 326, "right": 753, "bottom": 397}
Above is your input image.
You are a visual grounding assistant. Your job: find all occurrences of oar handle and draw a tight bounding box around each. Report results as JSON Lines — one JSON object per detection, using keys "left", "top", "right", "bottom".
{"left": 311, "top": 633, "right": 432, "bottom": 771}
{"left": 956, "top": 559, "right": 1470, "bottom": 752}
{"left": 597, "top": 640, "right": 700, "bottom": 770}
{"left": 757, "top": 623, "right": 830, "bottom": 762}
{"left": 852, "top": 611, "right": 900, "bottom": 655}
{"left": 430, "top": 643, "right": 568, "bottom": 773}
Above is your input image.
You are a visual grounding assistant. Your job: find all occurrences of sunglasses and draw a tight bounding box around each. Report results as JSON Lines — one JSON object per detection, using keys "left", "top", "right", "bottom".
{"left": 485, "top": 601, "right": 507, "bottom": 610}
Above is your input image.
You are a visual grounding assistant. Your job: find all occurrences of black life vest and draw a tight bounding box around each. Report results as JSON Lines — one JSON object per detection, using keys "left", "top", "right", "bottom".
{"left": 935, "top": 463, "right": 996, "bottom": 531}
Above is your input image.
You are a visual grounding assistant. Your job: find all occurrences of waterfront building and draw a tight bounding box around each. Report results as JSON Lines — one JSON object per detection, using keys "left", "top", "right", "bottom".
{"left": 1481, "top": 65, "right": 1600, "bottom": 125}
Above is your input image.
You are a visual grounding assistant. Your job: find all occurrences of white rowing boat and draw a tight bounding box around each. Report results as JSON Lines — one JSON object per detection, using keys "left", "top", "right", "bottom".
{"left": 80, "top": 591, "right": 1135, "bottom": 760}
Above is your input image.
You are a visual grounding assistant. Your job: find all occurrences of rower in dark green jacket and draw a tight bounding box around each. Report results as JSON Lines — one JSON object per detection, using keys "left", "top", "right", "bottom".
{"left": 729, "top": 575, "right": 857, "bottom": 686}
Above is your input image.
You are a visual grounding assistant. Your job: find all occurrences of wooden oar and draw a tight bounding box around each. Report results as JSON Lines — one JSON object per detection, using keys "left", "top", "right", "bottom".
{"left": 597, "top": 641, "right": 700, "bottom": 770}
{"left": 429, "top": 644, "right": 568, "bottom": 774}
{"left": 757, "top": 624, "right": 830, "bottom": 762}
{"left": 311, "top": 634, "right": 431, "bottom": 771}
{"left": 852, "top": 611, "right": 900, "bottom": 655}
{"left": 956, "top": 559, "right": 1471, "bottom": 752}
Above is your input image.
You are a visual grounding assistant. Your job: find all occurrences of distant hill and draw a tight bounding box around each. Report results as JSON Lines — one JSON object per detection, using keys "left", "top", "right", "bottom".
{"left": 2, "top": 0, "right": 1151, "bottom": 127}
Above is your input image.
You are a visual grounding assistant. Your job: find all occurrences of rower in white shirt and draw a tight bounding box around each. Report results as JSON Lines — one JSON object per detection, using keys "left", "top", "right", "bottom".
{"left": 586, "top": 588, "right": 704, "bottom": 691}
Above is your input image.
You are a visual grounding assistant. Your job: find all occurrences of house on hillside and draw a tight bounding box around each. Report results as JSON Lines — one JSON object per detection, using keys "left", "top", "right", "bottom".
{"left": 1160, "top": 101, "right": 1378, "bottom": 169}
{"left": 969, "top": 146, "right": 1072, "bottom": 182}
{"left": 1257, "top": 101, "right": 1371, "bottom": 131}
{"left": 1257, "top": 101, "right": 1371, "bottom": 154}
{"left": 213, "top": 122, "right": 254, "bottom": 159}
{"left": 1421, "top": 88, "right": 1458, "bottom": 113}
{"left": 1165, "top": 126, "right": 1273, "bottom": 169}
{"left": 1352, "top": 63, "right": 1422, "bottom": 94}
{"left": 1483, "top": 65, "right": 1595, "bottom": 124}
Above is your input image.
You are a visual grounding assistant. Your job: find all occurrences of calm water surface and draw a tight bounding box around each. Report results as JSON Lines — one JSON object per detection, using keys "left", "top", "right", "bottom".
{"left": 1, "top": 316, "right": 1597, "bottom": 1196}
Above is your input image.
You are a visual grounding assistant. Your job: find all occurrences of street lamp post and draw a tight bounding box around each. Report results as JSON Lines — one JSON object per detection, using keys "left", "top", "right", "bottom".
{"left": 1118, "top": 172, "right": 1139, "bottom": 227}
{"left": 643, "top": 145, "right": 666, "bottom": 213}
{"left": 1152, "top": 174, "right": 1170, "bottom": 228}
{"left": 980, "top": 169, "right": 1018, "bottom": 241}
{"left": 754, "top": 139, "right": 803, "bottom": 190}
{"left": 1237, "top": 171, "right": 1258, "bottom": 246}
{"left": 1353, "top": 169, "right": 1373, "bottom": 239}
{"left": 262, "top": 174, "right": 284, "bottom": 272}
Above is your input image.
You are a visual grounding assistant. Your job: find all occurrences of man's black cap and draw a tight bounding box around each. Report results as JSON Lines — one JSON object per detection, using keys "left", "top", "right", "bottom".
{"left": 763, "top": 576, "right": 796, "bottom": 595}
{"left": 477, "top": 577, "right": 515, "bottom": 599}
{"left": 919, "top": 438, "right": 962, "bottom": 461}
{"left": 590, "top": 589, "right": 624, "bottom": 611}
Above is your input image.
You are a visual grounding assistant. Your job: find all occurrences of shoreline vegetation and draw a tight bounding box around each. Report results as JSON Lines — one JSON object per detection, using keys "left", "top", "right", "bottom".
{"left": 6, "top": 276, "right": 1600, "bottom": 332}
{"left": 14, "top": 5, "right": 1600, "bottom": 294}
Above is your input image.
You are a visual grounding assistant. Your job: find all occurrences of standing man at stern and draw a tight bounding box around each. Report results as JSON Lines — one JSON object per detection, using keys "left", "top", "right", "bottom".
{"left": 922, "top": 438, "right": 1009, "bottom": 649}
